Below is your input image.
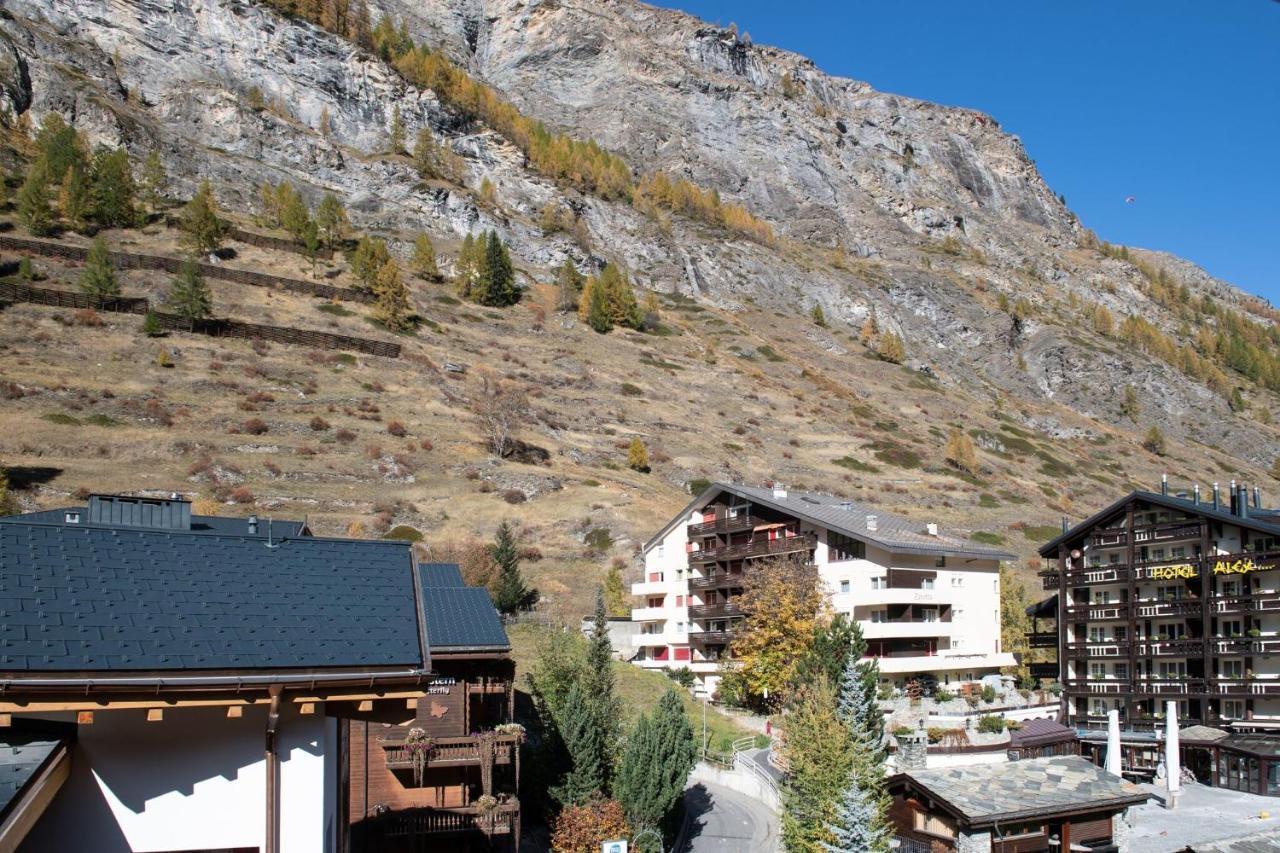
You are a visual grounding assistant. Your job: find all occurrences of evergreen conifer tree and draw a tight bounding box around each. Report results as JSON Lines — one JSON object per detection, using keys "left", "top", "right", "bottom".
{"left": 0, "top": 466, "right": 13, "bottom": 516}
{"left": 821, "top": 772, "right": 888, "bottom": 853}
{"left": 168, "top": 257, "right": 213, "bottom": 327}
{"left": 412, "top": 126, "right": 439, "bottom": 179}
{"left": 79, "top": 236, "right": 119, "bottom": 301}
{"left": 453, "top": 233, "right": 486, "bottom": 300}
{"left": 17, "top": 159, "right": 55, "bottom": 236}
{"left": 89, "top": 147, "right": 137, "bottom": 227}
{"left": 616, "top": 689, "right": 697, "bottom": 834}
{"left": 876, "top": 330, "right": 905, "bottom": 364}
{"left": 141, "top": 311, "right": 163, "bottom": 338}
{"left": 489, "top": 521, "right": 528, "bottom": 614}
{"left": 479, "top": 230, "right": 516, "bottom": 306}
{"left": 302, "top": 219, "right": 321, "bottom": 277}
{"left": 550, "top": 684, "right": 605, "bottom": 807}
{"left": 179, "top": 180, "right": 226, "bottom": 255}
{"left": 411, "top": 233, "right": 440, "bottom": 280}
{"left": 584, "top": 589, "right": 621, "bottom": 787}
{"left": 373, "top": 258, "right": 413, "bottom": 332}
{"left": 579, "top": 276, "right": 612, "bottom": 333}
{"left": 811, "top": 304, "right": 826, "bottom": 327}
{"left": 281, "top": 192, "right": 311, "bottom": 241}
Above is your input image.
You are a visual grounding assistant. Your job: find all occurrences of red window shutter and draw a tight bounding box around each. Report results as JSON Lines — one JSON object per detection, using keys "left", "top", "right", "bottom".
{"left": 675, "top": 648, "right": 691, "bottom": 662}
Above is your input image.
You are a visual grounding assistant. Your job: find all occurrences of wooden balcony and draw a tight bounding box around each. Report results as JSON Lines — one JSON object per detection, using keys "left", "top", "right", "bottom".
{"left": 1210, "top": 679, "right": 1280, "bottom": 696}
{"left": 383, "top": 734, "right": 520, "bottom": 770}
{"left": 366, "top": 802, "right": 520, "bottom": 838}
{"left": 687, "top": 514, "right": 756, "bottom": 537}
{"left": 688, "top": 533, "right": 817, "bottom": 564}
{"left": 689, "top": 572, "right": 743, "bottom": 591}
{"left": 1062, "top": 677, "right": 1207, "bottom": 696}
{"left": 1214, "top": 637, "right": 1280, "bottom": 655}
{"left": 688, "top": 602, "right": 744, "bottom": 620}
{"left": 1026, "top": 631, "right": 1057, "bottom": 648}
{"left": 688, "top": 629, "right": 733, "bottom": 646}
{"left": 1089, "top": 522, "right": 1202, "bottom": 548}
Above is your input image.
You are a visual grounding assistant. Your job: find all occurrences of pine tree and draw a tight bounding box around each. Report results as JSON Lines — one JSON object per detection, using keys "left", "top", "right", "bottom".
{"left": 141, "top": 310, "right": 163, "bottom": 338}
{"left": 179, "top": 180, "right": 226, "bottom": 255}
{"left": 793, "top": 613, "right": 860, "bottom": 693}
{"left": 943, "top": 427, "right": 979, "bottom": 475}
{"left": 388, "top": 105, "right": 406, "bottom": 154}
{"left": 876, "top": 330, "right": 905, "bottom": 364}
{"left": 579, "top": 276, "right": 612, "bottom": 333}
{"left": 373, "top": 258, "right": 413, "bottom": 332}
{"left": 584, "top": 589, "right": 621, "bottom": 789}
{"left": 315, "top": 192, "right": 349, "bottom": 249}
{"left": 281, "top": 192, "right": 311, "bottom": 241}
{"left": 550, "top": 684, "right": 605, "bottom": 807}
{"left": 33, "top": 113, "right": 87, "bottom": 184}
{"left": 489, "top": 521, "right": 529, "bottom": 614}
{"left": 781, "top": 679, "right": 854, "bottom": 851}
{"left": 822, "top": 772, "right": 889, "bottom": 853}
{"left": 302, "top": 219, "right": 321, "bottom": 278}
{"left": 413, "top": 126, "right": 439, "bottom": 179}
{"left": 479, "top": 230, "right": 517, "bottom": 306}
{"left": 168, "top": 257, "right": 212, "bottom": 326}
{"left": 827, "top": 646, "right": 890, "bottom": 852}
{"left": 411, "top": 233, "right": 440, "bottom": 280}
{"left": 627, "top": 437, "right": 650, "bottom": 472}
{"left": 17, "top": 159, "right": 55, "bottom": 236}
{"left": 57, "top": 162, "right": 90, "bottom": 231}
{"left": 79, "top": 237, "right": 119, "bottom": 301}
{"left": 616, "top": 689, "right": 696, "bottom": 834}
{"left": 811, "top": 304, "right": 826, "bottom": 327}
{"left": 140, "top": 150, "right": 167, "bottom": 215}
{"left": 89, "top": 147, "right": 137, "bottom": 227}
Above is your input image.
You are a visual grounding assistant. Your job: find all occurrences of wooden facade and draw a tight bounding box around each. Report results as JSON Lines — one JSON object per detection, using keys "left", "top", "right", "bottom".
{"left": 347, "top": 656, "right": 520, "bottom": 852}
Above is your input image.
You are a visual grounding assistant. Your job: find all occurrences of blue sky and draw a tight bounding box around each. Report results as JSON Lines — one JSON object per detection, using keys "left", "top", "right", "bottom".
{"left": 650, "top": 1, "right": 1280, "bottom": 302}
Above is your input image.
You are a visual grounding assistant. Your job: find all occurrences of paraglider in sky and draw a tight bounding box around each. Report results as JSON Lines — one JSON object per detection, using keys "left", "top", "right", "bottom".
{"left": 1125, "top": 196, "right": 1136, "bottom": 204}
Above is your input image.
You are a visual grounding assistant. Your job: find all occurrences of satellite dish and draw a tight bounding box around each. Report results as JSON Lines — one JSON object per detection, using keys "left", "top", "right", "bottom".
{"left": 1070, "top": 549, "right": 1082, "bottom": 559}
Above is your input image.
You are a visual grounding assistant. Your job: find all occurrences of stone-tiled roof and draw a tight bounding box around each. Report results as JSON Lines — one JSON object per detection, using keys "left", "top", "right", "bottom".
{"left": 1180, "top": 725, "right": 1230, "bottom": 743}
{"left": 0, "top": 521, "right": 426, "bottom": 674}
{"left": 0, "top": 730, "right": 70, "bottom": 822}
{"left": 646, "top": 483, "right": 1016, "bottom": 560}
{"left": 0, "top": 505, "right": 308, "bottom": 538}
{"left": 898, "top": 755, "right": 1148, "bottom": 826}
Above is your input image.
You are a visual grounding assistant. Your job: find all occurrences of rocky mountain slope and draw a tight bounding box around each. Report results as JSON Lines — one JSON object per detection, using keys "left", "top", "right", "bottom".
{"left": 0, "top": 0, "right": 1277, "bottom": 614}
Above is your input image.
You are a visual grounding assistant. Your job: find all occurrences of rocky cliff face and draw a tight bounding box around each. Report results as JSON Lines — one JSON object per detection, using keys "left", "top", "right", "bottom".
{"left": 0, "top": 0, "right": 1275, "bottom": 471}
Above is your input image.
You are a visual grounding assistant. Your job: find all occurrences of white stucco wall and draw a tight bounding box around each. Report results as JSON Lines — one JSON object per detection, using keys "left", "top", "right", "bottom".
{"left": 21, "top": 703, "right": 336, "bottom": 853}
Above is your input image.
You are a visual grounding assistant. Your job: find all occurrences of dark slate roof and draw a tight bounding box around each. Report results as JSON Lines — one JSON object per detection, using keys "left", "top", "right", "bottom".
{"left": 1038, "top": 490, "right": 1280, "bottom": 557}
{"left": 1010, "top": 717, "right": 1076, "bottom": 748}
{"left": 0, "top": 522, "right": 426, "bottom": 674}
{"left": 0, "top": 730, "right": 70, "bottom": 822}
{"left": 0, "top": 505, "right": 308, "bottom": 538}
{"left": 895, "top": 755, "right": 1148, "bottom": 826}
{"left": 1223, "top": 735, "right": 1280, "bottom": 758}
{"left": 1027, "top": 594, "right": 1058, "bottom": 619}
{"left": 645, "top": 483, "right": 1016, "bottom": 560}
{"left": 418, "top": 566, "right": 509, "bottom": 652}
{"left": 420, "top": 563, "right": 466, "bottom": 587}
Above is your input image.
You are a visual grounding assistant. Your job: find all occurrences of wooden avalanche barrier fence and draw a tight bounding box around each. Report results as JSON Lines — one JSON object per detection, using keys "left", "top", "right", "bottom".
{"left": 0, "top": 234, "right": 369, "bottom": 303}
{"left": 0, "top": 280, "right": 401, "bottom": 359}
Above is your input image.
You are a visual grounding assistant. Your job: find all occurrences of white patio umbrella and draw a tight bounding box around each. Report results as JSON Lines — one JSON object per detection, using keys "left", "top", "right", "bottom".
{"left": 1105, "top": 709, "right": 1123, "bottom": 778}
{"left": 1166, "top": 700, "right": 1182, "bottom": 806}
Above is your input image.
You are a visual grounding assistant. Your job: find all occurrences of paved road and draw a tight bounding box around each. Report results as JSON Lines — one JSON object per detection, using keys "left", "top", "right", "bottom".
{"left": 678, "top": 781, "right": 780, "bottom": 853}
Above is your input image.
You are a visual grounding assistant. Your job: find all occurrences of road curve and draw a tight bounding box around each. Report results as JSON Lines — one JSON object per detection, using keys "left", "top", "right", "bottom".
{"left": 678, "top": 780, "right": 780, "bottom": 853}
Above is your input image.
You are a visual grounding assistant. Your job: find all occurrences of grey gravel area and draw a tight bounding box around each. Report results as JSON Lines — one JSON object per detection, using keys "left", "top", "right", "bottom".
{"left": 1127, "top": 783, "right": 1280, "bottom": 853}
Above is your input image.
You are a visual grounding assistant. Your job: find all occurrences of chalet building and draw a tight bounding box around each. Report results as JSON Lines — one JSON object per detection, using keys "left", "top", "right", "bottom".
{"left": 633, "top": 483, "right": 1017, "bottom": 696}
{"left": 887, "top": 755, "right": 1148, "bottom": 852}
{"left": 1037, "top": 480, "right": 1280, "bottom": 795}
{"left": 348, "top": 563, "right": 520, "bottom": 852}
{"left": 0, "top": 494, "right": 518, "bottom": 852}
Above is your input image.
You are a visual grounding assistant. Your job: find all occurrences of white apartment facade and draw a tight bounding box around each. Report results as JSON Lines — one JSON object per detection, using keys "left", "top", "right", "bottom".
{"left": 631, "top": 483, "right": 1017, "bottom": 696}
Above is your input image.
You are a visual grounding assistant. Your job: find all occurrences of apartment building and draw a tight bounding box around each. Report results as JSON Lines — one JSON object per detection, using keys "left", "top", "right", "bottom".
{"left": 1038, "top": 480, "right": 1280, "bottom": 796}
{"left": 631, "top": 483, "right": 1017, "bottom": 696}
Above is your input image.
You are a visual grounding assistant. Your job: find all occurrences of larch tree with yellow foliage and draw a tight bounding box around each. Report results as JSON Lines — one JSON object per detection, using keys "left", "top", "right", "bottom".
{"left": 727, "top": 557, "right": 825, "bottom": 711}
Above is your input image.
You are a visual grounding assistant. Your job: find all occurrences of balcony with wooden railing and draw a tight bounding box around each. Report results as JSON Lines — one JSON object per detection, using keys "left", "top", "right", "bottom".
{"left": 688, "top": 629, "right": 734, "bottom": 647}
{"left": 689, "top": 572, "right": 744, "bottom": 591}
{"left": 1026, "top": 631, "right": 1057, "bottom": 649}
{"left": 382, "top": 733, "right": 521, "bottom": 771}
{"left": 687, "top": 533, "right": 817, "bottom": 564}
{"left": 1089, "top": 521, "right": 1202, "bottom": 549}
{"left": 1042, "top": 548, "right": 1280, "bottom": 591}
{"left": 366, "top": 801, "right": 521, "bottom": 839}
{"left": 687, "top": 514, "right": 756, "bottom": 537}
{"left": 688, "top": 601, "right": 744, "bottom": 620}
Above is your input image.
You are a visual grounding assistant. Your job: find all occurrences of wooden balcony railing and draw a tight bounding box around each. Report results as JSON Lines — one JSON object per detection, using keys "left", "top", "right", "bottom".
{"left": 688, "top": 602, "right": 744, "bottom": 620}
{"left": 688, "top": 533, "right": 816, "bottom": 564}
{"left": 1026, "top": 632, "right": 1057, "bottom": 648}
{"left": 370, "top": 802, "right": 520, "bottom": 838}
{"left": 687, "top": 515, "right": 756, "bottom": 537}
{"left": 1042, "top": 549, "right": 1280, "bottom": 591}
{"left": 383, "top": 734, "right": 520, "bottom": 770}
{"left": 688, "top": 629, "right": 734, "bottom": 646}
{"left": 689, "top": 573, "right": 744, "bottom": 591}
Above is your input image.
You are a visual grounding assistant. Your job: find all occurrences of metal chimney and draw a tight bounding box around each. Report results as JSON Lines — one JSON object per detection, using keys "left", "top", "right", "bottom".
{"left": 1239, "top": 485, "right": 1249, "bottom": 520}
{"left": 248, "top": 514, "right": 258, "bottom": 535}
{"left": 866, "top": 515, "right": 878, "bottom": 532}
{"left": 1230, "top": 480, "right": 1239, "bottom": 516}
{"left": 1213, "top": 482, "right": 1221, "bottom": 511}
{"left": 1161, "top": 474, "right": 1169, "bottom": 496}
{"left": 1193, "top": 484, "right": 1201, "bottom": 506}
{"left": 1255, "top": 487, "right": 1261, "bottom": 509}
{"left": 1062, "top": 515, "right": 1069, "bottom": 533}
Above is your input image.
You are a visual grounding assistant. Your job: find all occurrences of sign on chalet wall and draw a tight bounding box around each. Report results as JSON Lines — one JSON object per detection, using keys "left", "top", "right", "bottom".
{"left": 1213, "top": 558, "right": 1266, "bottom": 575}
{"left": 1150, "top": 564, "right": 1197, "bottom": 580}
{"left": 416, "top": 679, "right": 465, "bottom": 738}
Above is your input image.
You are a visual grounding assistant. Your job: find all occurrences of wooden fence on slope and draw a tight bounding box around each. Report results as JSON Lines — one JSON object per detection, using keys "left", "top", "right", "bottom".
{"left": 0, "top": 281, "right": 401, "bottom": 358}
{"left": 0, "top": 235, "right": 370, "bottom": 303}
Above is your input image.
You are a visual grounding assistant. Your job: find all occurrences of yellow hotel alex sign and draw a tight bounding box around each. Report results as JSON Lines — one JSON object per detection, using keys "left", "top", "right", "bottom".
{"left": 1150, "top": 564, "right": 1198, "bottom": 580}
{"left": 1213, "top": 558, "right": 1267, "bottom": 576}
